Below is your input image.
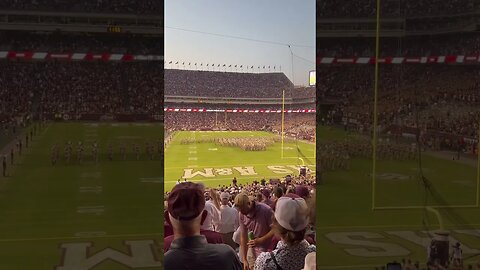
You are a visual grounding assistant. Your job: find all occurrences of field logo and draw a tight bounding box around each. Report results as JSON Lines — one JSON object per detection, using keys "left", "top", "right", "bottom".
{"left": 182, "top": 166, "right": 257, "bottom": 178}
{"left": 376, "top": 173, "right": 409, "bottom": 181}
{"left": 325, "top": 230, "right": 480, "bottom": 257}
{"left": 56, "top": 240, "right": 161, "bottom": 270}
{"left": 182, "top": 165, "right": 315, "bottom": 179}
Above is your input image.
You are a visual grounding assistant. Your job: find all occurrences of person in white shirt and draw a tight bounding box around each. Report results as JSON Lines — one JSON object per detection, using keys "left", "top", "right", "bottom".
{"left": 201, "top": 189, "right": 221, "bottom": 232}
{"left": 216, "top": 192, "right": 239, "bottom": 249}
{"left": 451, "top": 242, "right": 463, "bottom": 267}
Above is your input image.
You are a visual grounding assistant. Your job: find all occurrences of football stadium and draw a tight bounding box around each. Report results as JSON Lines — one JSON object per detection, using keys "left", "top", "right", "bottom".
{"left": 317, "top": 0, "right": 480, "bottom": 269}
{"left": 164, "top": 70, "right": 316, "bottom": 191}
{"left": 163, "top": 1, "right": 316, "bottom": 269}
{"left": 0, "top": 2, "right": 163, "bottom": 269}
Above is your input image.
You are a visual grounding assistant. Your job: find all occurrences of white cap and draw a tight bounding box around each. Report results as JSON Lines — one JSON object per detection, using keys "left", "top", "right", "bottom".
{"left": 220, "top": 192, "right": 230, "bottom": 200}
{"left": 274, "top": 196, "right": 309, "bottom": 231}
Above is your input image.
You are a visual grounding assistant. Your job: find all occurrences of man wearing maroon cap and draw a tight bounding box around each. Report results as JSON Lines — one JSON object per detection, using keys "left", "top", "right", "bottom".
{"left": 260, "top": 188, "right": 273, "bottom": 208}
{"left": 295, "top": 185, "right": 310, "bottom": 200}
{"left": 165, "top": 182, "right": 242, "bottom": 270}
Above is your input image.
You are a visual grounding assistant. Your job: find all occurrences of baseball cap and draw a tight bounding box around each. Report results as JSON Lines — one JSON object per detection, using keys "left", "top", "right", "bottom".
{"left": 220, "top": 192, "right": 230, "bottom": 200}
{"left": 261, "top": 189, "right": 271, "bottom": 197}
{"left": 167, "top": 182, "right": 205, "bottom": 221}
{"left": 295, "top": 185, "right": 310, "bottom": 199}
{"left": 275, "top": 196, "right": 309, "bottom": 231}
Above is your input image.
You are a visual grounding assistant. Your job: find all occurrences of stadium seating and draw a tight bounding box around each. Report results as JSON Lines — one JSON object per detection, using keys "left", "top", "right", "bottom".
{"left": 0, "top": 0, "right": 161, "bottom": 14}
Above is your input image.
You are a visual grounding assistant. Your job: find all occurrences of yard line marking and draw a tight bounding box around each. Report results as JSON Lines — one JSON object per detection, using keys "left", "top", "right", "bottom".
{"left": 317, "top": 223, "right": 480, "bottom": 230}
{"left": 165, "top": 163, "right": 316, "bottom": 170}
{"left": 166, "top": 175, "right": 284, "bottom": 183}
{"left": 80, "top": 172, "right": 102, "bottom": 179}
{"left": 188, "top": 157, "right": 198, "bottom": 161}
{"left": 0, "top": 233, "right": 162, "bottom": 243}
{"left": 76, "top": 206, "right": 104, "bottom": 215}
{"left": 141, "top": 180, "right": 162, "bottom": 183}
{"left": 74, "top": 231, "right": 106, "bottom": 237}
{"left": 79, "top": 186, "right": 103, "bottom": 194}
{"left": 140, "top": 177, "right": 163, "bottom": 181}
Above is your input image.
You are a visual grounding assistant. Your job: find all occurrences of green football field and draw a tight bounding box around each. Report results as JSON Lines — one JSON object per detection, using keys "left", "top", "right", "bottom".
{"left": 164, "top": 131, "right": 316, "bottom": 191}
{"left": 0, "top": 122, "right": 163, "bottom": 270}
{"left": 316, "top": 125, "right": 480, "bottom": 269}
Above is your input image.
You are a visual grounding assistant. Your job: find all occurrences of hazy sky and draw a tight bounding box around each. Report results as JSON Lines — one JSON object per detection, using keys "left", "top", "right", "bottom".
{"left": 165, "top": 0, "right": 315, "bottom": 86}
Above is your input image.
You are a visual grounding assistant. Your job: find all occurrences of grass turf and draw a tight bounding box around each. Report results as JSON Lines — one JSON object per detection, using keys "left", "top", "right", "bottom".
{"left": 164, "top": 130, "right": 316, "bottom": 191}
{"left": 316, "top": 125, "right": 480, "bottom": 269}
{"left": 0, "top": 122, "right": 163, "bottom": 269}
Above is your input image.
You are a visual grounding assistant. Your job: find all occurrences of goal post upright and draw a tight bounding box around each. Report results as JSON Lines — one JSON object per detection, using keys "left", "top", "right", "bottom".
{"left": 372, "top": 0, "right": 381, "bottom": 211}
{"left": 477, "top": 121, "right": 480, "bottom": 207}
{"left": 281, "top": 89, "right": 285, "bottom": 159}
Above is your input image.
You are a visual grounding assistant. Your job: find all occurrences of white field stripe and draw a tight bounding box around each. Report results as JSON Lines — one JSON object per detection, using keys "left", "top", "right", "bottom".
{"left": 79, "top": 186, "right": 103, "bottom": 193}
{"left": 140, "top": 180, "right": 162, "bottom": 183}
{"left": 0, "top": 233, "right": 161, "bottom": 243}
{"left": 74, "top": 231, "right": 106, "bottom": 237}
{"left": 76, "top": 206, "right": 104, "bottom": 215}
{"left": 165, "top": 163, "right": 316, "bottom": 170}
{"left": 316, "top": 223, "right": 480, "bottom": 230}
{"left": 140, "top": 177, "right": 163, "bottom": 180}
{"left": 320, "top": 257, "right": 480, "bottom": 270}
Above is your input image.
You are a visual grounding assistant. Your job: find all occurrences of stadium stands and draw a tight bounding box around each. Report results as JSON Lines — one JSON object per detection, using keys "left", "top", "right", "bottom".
{"left": 165, "top": 70, "right": 294, "bottom": 98}
{"left": 317, "top": 0, "right": 477, "bottom": 18}
{"left": 0, "top": 0, "right": 161, "bottom": 14}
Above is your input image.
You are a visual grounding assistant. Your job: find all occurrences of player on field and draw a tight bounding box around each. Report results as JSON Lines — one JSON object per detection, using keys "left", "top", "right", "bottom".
{"left": 157, "top": 139, "right": 162, "bottom": 158}
{"left": 134, "top": 143, "right": 140, "bottom": 160}
{"left": 149, "top": 143, "right": 155, "bottom": 160}
{"left": 119, "top": 142, "right": 126, "bottom": 160}
{"left": 92, "top": 141, "right": 99, "bottom": 164}
{"left": 10, "top": 148, "right": 14, "bottom": 165}
{"left": 77, "top": 141, "right": 84, "bottom": 163}
{"left": 51, "top": 144, "right": 59, "bottom": 166}
{"left": 18, "top": 139, "right": 22, "bottom": 155}
{"left": 64, "top": 143, "right": 71, "bottom": 164}
{"left": 2, "top": 155, "right": 7, "bottom": 177}
{"left": 451, "top": 242, "right": 463, "bottom": 267}
{"left": 108, "top": 143, "right": 113, "bottom": 161}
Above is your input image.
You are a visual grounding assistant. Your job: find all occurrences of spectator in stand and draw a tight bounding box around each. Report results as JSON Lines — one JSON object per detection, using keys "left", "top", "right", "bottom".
{"left": 164, "top": 182, "right": 242, "bottom": 270}
{"left": 0, "top": 0, "right": 162, "bottom": 15}
{"left": 260, "top": 189, "right": 273, "bottom": 208}
{"left": 235, "top": 192, "right": 275, "bottom": 270}
{"left": 271, "top": 186, "right": 284, "bottom": 210}
{"left": 254, "top": 194, "right": 316, "bottom": 270}
{"left": 216, "top": 192, "right": 240, "bottom": 250}
{"left": 295, "top": 185, "right": 310, "bottom": 200}
{"left": 202, "top": 189, "right": 221, "bottom": 231}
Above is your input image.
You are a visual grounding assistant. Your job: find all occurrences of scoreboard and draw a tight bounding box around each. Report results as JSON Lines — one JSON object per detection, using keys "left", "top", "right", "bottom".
{"left": 309, "top": 70, "right": 316, "bottom": 86}
{"left": 107, "top": 26, "right": 122, "bottom": 33}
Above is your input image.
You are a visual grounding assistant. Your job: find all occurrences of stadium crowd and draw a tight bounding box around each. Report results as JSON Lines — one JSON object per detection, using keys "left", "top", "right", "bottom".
{"left": 165, "top": 70, "right": 294, "bottom": 98}
{"left": 165, "top": 112, "right": 315, "bottom": 142}
{"left": 318, "top": 65, "right": 480, "bottom": 152}
{"left": 164, "top": 173, "right": 316, "bottom": 270}
{"left": 0, "top": 61, "right": 161, "bottom": 117}
{"left": 0, "top": 31, "right": 162, "bottom": 55}
{"left": 317, "top": 34, "right": 480, "bottom": 58}
{"left": 317, "top": 0, "right": 477, "bottom": 18}
{"left": 0, "top": 0, "right": 161, "bottom": 14}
